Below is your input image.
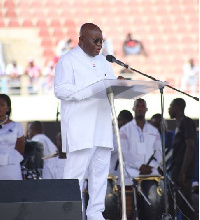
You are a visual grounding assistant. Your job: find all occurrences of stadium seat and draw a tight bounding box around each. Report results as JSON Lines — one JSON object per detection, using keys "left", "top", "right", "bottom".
{"left": 58, "top": 1, "right": 71, "bottom": 8}
{"left": 32, "top": 9, "right": 46, "bottom": 19}
{"left": 50, "top": 19, "right": 62, "bottom": 27}
{"left": 3, "top": 0, "right": 15, "bottom": 9}
{"left": 5, "top": 9, "right": 17, "bottom": 18}
{"left": 46, "top": 9, "right": 60, "bottom": 19}
{"left": 18, "top": 9, "right": 32, "bottom": 19}
{"left": 64, "top": 19, "right": 76, "bottom": 28}
{"left": 0, "top": 19, "right": 5, "bottom": 27}
{"left": 66, "top": 29, "right": 77, "bottom": 39}
{"left": 22, "top": 19, "right": 33, "bottom": 27}
{"left": 8, "top": 19, "right": 19, "bottom": 27}
{"left": 36, "top": 19, "right": 48, "bottom": 28}
{"left": 41, "top": 39, "right": 53, "bottom": 47}
{"left": 52, "top": 29, "right": 64, "bottom": 38}
{"left": 44, "top": 1, "right": 58, "bottom": 8}
{"left": 30, "top": 1, "right": 43, "bottom": 8}
{"left": 38, "top": 29, "right": 50, "bottom": 38}
{"left": 17, "top": 1, "right": 30, "bottom": 9}
{"left": 43, "top": 48, "right": 55, "bottom": 60}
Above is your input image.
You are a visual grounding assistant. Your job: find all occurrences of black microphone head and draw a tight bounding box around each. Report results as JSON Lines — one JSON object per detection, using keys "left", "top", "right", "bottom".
{"left": 106, "top": 55, "right": 116, "bottom": 63}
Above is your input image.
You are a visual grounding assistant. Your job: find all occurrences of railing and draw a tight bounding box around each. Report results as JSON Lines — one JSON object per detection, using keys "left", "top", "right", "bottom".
{"left": 0, "top": 75, "right": 54, "bottom": 95}
{"left": 0, "top": 74, "right": 197, "bottom": 96}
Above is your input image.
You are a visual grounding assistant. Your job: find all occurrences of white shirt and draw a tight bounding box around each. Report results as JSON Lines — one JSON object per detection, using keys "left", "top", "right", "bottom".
{"left": 54, "top": 46, "right": 116, "bottom": 153}
{"left": 183, "top": 63, "right": 199, "bottom": 77}
{"left": 120, "top": 119, "right": 162, "bottom": 185}
{"left": 0, "top": 122, "right": 24, "bottom": 165}
{"left": 6, "top": 64, "right": 23, "bottom": 76}
{"left": 31, "top": 134, "right": 57, "bottom": 157}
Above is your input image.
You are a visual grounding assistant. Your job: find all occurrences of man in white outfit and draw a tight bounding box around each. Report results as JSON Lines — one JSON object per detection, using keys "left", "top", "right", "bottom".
{"left": 54, "top": 23, "right": 124, "bottom": 220}
{"left": 120, "top": 98, "right": 163, "bottom": 220}
{"left": 120, "top": 98, "right": 162, "bottom": 185}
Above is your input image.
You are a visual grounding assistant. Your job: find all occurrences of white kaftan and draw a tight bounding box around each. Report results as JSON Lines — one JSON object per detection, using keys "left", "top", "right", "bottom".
{"left": 54, "top": 46, "right": 116, "bottom": 220}
{"left": 54, "top": 46, "right": 116, "bottom": 153}
{"left": 120, "top": 119, "right": 162, "bottom": 185}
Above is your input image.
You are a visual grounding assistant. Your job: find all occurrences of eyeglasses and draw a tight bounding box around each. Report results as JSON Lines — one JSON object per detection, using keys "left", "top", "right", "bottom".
{"left": 93, "top": 38, "right": 105, "bottom": 45}
{"left": 81, "top": 36, "right": 105, "bottom": 45}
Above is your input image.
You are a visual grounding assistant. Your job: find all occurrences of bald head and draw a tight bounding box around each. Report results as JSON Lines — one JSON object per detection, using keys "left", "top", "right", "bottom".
{"left": 78, "top": 23, "right": 103, "bottom": 57}
{"left": 79, "top": 23, "right": 101, "bottom": 37}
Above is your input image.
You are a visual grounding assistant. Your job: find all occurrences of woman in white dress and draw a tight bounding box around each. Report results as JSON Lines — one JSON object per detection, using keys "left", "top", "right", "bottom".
{"left": 0, "top": 94, "right": 25, "bottom": 180}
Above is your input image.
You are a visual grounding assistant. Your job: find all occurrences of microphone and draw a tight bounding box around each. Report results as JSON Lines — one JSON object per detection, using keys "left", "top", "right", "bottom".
{"left": 106, "top": 55, "right": 129, "bottom": 68}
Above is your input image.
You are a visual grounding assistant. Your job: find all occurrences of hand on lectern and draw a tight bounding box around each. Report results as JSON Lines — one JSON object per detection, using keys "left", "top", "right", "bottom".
{"left": 117, "top": 76, "right": 125, "bottom": 79}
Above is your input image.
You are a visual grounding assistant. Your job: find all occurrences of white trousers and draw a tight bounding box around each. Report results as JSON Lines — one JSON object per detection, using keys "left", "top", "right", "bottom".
{"left": 63, "top": 147, "right": 111, "bottom": 220}
{"left": 180, "top": 75, "right": 198, "bottom": 93}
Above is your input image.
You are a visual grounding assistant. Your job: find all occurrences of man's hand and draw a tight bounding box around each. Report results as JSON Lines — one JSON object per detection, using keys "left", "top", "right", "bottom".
{"left": 117, "top": 76, "right": 125, "bottom": 79}
{"left": 139, "top": 164, "right": 153, "bottom": 175}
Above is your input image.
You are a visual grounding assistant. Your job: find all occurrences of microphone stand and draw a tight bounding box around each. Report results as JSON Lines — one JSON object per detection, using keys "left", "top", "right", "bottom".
{"left": 129, "top": 66, "right": 199, "bottom": 102}
{"left": 107, "top": 55, "right": 199, "bottom": 101}
{"left": 107, "top": 57, "right": 173, "bottom": 219}
{"left": 107, "top": 87, "right": 127, "bottom": 220}
{"left": 166, "top": 173, "right": 196, "bottom": 213}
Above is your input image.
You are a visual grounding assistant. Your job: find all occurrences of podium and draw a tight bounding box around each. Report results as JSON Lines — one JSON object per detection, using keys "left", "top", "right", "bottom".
{"left": 68, "top": 79, "right": 167, "bottom": 220}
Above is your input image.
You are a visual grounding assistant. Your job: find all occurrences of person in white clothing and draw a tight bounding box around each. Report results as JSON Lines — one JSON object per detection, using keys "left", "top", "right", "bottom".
{"left": 0, "top": 94, "right": 25, "bottom": 180}
{"left": 120, "top": 98, "right": 163, "bottom": 220}
{"left": 54, "top": 23, "right": 124, "bottom": 220}
{"left": 43, "top": 132, "right": 66, "bottom": 179}
{"left": 120, "top": 98, "right": 162, "bottom": 185}
{"left": 180, "top": 58, "right": 199, "bottom": 94}
{"left": 27, "top": 121, "right": 57, "bottom": 176}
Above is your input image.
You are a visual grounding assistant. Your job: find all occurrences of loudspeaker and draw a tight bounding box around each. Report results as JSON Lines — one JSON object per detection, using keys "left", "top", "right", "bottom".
{"left": 0, "top": 179, "right": 82, "bottom": 220}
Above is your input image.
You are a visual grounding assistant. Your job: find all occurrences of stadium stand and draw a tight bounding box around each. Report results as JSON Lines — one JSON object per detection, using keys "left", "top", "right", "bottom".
{"left": 0, "top": 0, "right": 198, "bottom": 94}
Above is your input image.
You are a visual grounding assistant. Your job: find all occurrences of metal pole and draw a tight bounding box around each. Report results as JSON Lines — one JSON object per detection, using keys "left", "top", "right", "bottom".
{"left": 107, "top": 89, "right": 127, "bottom": 220}
{"left": 160, "top": 87, "right": 172, "bottom": 220}
{"left": 132, "top": 181, "right": 139, "bottom": 220}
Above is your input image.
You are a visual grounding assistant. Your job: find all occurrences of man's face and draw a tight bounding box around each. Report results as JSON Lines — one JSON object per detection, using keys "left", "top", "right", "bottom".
{"left": 168, "top": 102, "right": 176, "bottom": 119}
{"left": 133, "top": 100, "right": 147, "bottom": 119}
{"left": 79, "top": 28, "right": 103, "bottom": 57}
{"left": 150, "top": 117, "right": 161, "bottom": 133}
{"left": 118, "top": 117, "right": 129, "bottom": 129}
